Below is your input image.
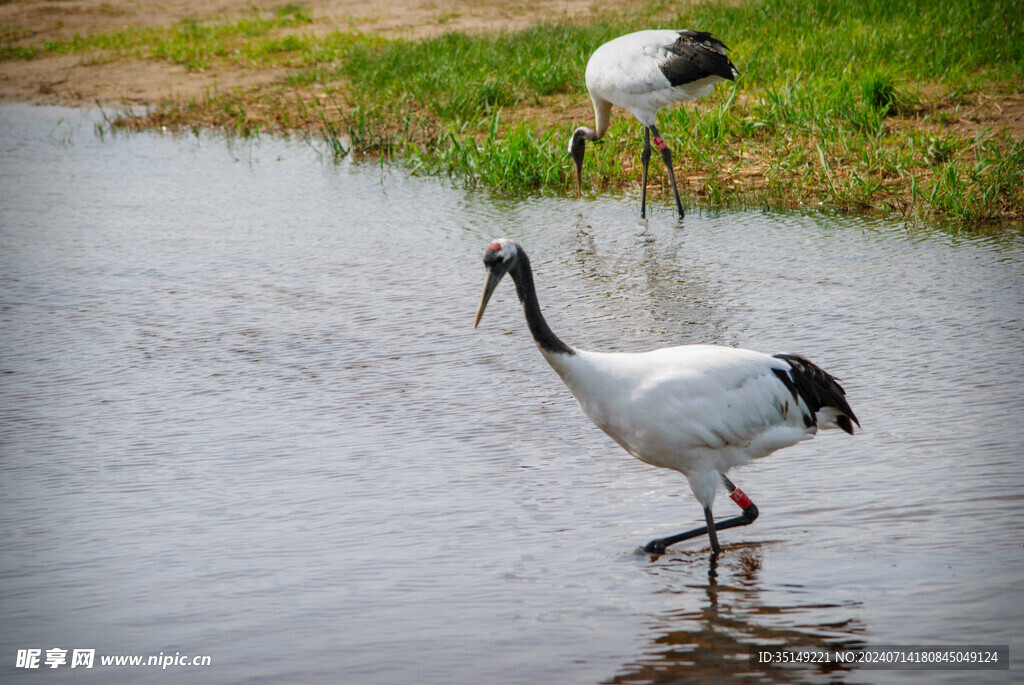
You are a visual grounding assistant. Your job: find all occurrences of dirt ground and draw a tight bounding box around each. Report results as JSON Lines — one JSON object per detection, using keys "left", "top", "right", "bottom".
{"left": 0, "top": 0, "right": 613, "bottom": 105}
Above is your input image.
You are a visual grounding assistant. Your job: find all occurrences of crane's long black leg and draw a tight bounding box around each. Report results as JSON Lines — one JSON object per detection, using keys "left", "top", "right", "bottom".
{"left": 643, "top": 475, "right": 759, "bottom": 555}
{"left": 649, "top": 125, "right": 685, "bottom": 218}
{"left": 705, "top": 506, "right": 722, "bottom": 557}
{"left": 640, "top": 127, "right": 652, "bottom": 219}
{"left": 721, "top": 475, "right": 760, "bottom": 524}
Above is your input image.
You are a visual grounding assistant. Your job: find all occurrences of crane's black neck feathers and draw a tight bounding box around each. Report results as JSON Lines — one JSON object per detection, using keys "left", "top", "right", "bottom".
{"left": 772, "top": 353, "right": 859, "bottom": 434}
{"left": 659, "top": 30, "right": 738, "bottom": 87}
{"left": 507, "top": 250, "right": 574, "bottom": 356}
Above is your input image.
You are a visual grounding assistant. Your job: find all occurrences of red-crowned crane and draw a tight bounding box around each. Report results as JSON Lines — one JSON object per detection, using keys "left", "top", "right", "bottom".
{"left": 473, "top": 239, "right": 858, "bottom": 557}
{"left": 569, "top": 29, "right": 739, "bottom": 218}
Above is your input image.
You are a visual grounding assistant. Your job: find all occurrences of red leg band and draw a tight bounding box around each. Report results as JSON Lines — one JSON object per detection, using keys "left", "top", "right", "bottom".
{"left": 653, "top": 135, "right": 668, "bottom": 152}
{"left": 729, "top": 487, "right": 753, "bottom": 509}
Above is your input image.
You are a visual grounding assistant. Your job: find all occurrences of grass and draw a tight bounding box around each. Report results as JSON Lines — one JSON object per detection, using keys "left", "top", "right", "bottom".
{"left": 6, "top": 0, "right": 1023, "bottom": 226}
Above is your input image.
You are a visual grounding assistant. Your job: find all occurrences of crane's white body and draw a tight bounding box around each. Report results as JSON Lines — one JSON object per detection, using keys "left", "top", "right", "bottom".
{"left": 540, "top": 345, "right": 841, "bottom": 507}
{"left": 474, "top": 239, "right": 856, "bottom": 553}
{"left": 584, "top": 29, "right": 727, "bottom": 130}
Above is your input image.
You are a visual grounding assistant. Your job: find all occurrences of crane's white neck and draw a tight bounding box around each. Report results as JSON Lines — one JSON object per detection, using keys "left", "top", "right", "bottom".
{"left": 591, "top": 96, "right": 612, "bottom": 141}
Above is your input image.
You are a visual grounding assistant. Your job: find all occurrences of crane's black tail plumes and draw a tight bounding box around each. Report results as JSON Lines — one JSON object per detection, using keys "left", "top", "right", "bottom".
{"left": 660, "top": 30, "right": 739, "bottom": 86}
{"left": 771, "top": 353, "right": 859, "bottom": 435}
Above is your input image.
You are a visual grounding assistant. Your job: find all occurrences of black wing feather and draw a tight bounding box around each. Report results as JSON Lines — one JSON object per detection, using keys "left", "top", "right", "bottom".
{"left": 658, "top": 30, "right": 739, "bottom": 87}
{"left": 772, "top": 353, "right": 859, "bottom": 435}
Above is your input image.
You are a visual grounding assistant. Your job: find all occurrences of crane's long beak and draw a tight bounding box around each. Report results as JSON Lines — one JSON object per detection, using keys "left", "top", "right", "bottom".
{"left": 570, "top": 142, "right": 585, "bottom": 199}
{"left": 473, "top": 268, "right": 505, "bottom": 328}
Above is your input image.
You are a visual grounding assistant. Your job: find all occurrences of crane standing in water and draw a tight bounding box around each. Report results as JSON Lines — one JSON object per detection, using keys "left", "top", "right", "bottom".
{"left": 474, "top": 239, "right": 858, "bottom": 556}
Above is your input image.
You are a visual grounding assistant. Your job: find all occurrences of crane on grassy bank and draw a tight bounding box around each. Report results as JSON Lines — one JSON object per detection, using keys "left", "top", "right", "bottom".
{"left": 569, "top": 29, "right": 738, "bottom": 218}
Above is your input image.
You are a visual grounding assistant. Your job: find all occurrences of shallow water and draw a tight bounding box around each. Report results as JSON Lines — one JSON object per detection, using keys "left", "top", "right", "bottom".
{"left": 1, "top": 103, "right": 1022, "bottom": 684}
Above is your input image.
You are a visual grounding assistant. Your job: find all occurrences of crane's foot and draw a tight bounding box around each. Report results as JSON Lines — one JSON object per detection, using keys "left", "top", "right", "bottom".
{"left": 643, "top": 540, "right": 664, "bottom": 554}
